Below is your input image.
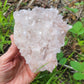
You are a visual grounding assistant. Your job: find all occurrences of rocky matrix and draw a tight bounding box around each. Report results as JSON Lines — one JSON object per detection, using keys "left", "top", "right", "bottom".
{"left": 14, "top": 7, "right": 71, "bottom": 72}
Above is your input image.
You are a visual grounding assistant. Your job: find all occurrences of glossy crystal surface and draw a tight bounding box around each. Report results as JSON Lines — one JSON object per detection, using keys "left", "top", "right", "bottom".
{"left": 14, "top": 7, "right": 71, "bottom": 72}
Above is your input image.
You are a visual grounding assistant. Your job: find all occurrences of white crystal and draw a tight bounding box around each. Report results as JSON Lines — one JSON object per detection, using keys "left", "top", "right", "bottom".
{"left": 14, "top": 7, "right": 72, "bottom": 72}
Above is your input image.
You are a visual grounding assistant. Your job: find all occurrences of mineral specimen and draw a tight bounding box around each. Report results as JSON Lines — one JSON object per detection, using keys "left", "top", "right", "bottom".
{"left": 14, "top": 7, "right": 71, "bottom": 72}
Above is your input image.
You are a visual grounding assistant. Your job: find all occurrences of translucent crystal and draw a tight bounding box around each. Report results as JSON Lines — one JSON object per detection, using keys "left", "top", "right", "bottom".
{"left": 14, "top": 7, "right": 72, "bottom": 72}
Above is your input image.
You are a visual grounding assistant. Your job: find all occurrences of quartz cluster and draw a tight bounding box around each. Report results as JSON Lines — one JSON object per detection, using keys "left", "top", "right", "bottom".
{"left": 14, "top": 7, "right": 71, "bottom": 72}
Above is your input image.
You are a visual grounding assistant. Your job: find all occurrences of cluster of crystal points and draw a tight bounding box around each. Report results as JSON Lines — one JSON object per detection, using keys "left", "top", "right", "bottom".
{"left": 14, "top": 7, "right": 71, "bottom": 72}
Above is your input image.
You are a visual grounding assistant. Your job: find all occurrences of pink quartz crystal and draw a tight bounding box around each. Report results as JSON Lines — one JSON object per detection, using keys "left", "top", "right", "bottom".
{"left": 14, "top": 7, "right": 71, "bottom": 72}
